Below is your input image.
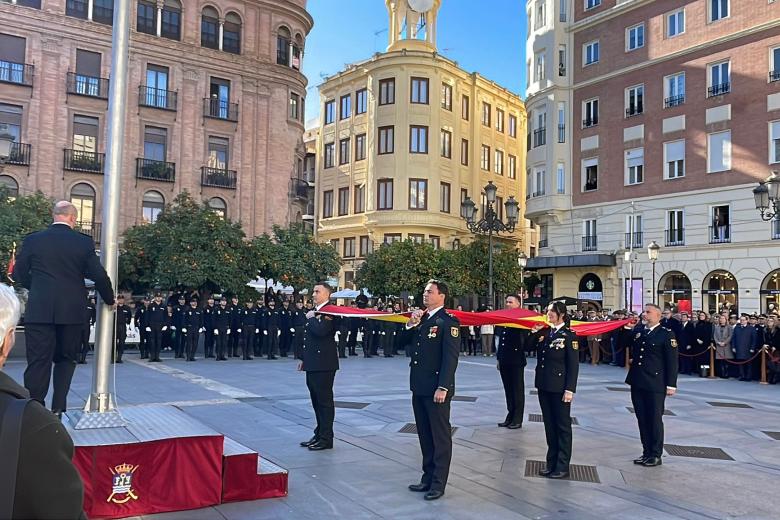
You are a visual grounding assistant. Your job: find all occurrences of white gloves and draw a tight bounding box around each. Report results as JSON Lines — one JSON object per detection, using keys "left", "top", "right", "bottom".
{"left": 182, "top": 328, "right": 187, "bottom": 333}
{"left": 214, "top": 329, "right": 219, "bottom": 335}
{"left": 255, "top": 328, "right": 260, "bottom": 334}
{"left": 162, "top": 326, "right": 167, "bottom": 331}
{"left": 171, "top": 326, "right": 176, "bottom": 330}
{"left": 697, "top": 339, "right": 703, "bottom": 344}
{"left": 145, "top": 327, "right": 151, "bottom": 332}
{"left": 290, "top": 328, "right": 295, "bottom": 333}
{"left": 237, "top": 328, "right": 242, "bottom": 333}
{"left": 277, "top": 330, "right": 281, "bottom": 337}
{"left": 227, "top": 329, "right": 231, "bottom": 335}
{"left": 264, "top": 330, "right": 268, "bottom": 336}
{"left": 199, "top": 327, "right": 205, "bottom": 333}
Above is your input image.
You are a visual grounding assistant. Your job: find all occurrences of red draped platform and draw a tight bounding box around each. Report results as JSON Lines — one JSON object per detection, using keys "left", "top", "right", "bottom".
{"left": 65, "top": 404, "right": 287, "bottom": 519}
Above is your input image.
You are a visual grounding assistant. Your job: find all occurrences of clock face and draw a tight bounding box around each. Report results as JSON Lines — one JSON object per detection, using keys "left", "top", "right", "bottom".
{"left": 408, "top": 0, "right": 434, "bottom": 12}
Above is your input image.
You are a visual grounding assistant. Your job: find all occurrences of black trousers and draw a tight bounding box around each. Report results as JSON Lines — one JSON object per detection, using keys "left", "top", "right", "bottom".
{"left": 266, "top": 330, "right": 280, "bottom": 357}
{"left": 499, "top": 364, "right": 525, "bottom": 425}
{"left": 78, "top": 325, "right": 90, "bottom": 363}
{"left": 148, "top": 327, "right": 163, "bottom": 361}
{"left": 293, "top": 326, "right": 304, "bottom": 359}
{"left": 204, "top": 331, "right": 215, "bottom": 357}
{"left": 229, "top": 330, "right": 240, "bottom": 356}
{"left": 186, "top": 332, "right": 199, "bottom": 360}
{"left": 175, "top": 329, "right": 186, "bottom": 357}
{"left": 280, "top": 330, "right": 292, "bottom": 356}
{"left": 254, "top": 331, "right": 264, "bottom": 356}
{"left": 412, "top": 395, "right": 453, "bottom": 491}
{"left": 630, "top": 388, "right": 666, "bottom": 458}
{"left": 138, "top": 329, "right": 148, "bottom": 358}
{"left": 115, "top": 333, "right": 126, "bottom": 362}
{"left": 338, "top": 331, "right": 348, "bottom": 357}
{"left": 537, "top": 390, "right": 573, "bottom": 472}
{"left": 347, "top": 329, "right": 357, "bottom": 355}
{"left": 306, "top": 370, "right": 336, "bottom": 443}
{"left": 242, "top": 330, "right": 255, "bottom": 359}
{"left": 24, "top": 323, "right": 82, "bottom": 412}
{"left": 215, "top": 330, "right": 228, "bottom": 359}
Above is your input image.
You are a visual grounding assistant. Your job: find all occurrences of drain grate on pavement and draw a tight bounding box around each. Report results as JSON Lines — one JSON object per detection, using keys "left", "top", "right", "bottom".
{"left": 452, "top": 396, "right": 478, "bottom": 402}
{"left": 334, "top": 401, "right": 370, "bottom": 409}
{"left": 606, "top": 386, "right": 631, "bottom": 392}
{"left": 626, "top": 407, "right": 676, "bottom": 417}
{"left": 664, "top": 444, "right": 734, "bottom": 460}
{"left": 398, "top": 423, "right": 457, "bottom": 435}
{"left": 524, "top": 460, "right": 600, "bottom": 483}
{"left": 707, "top": 401, "right": 753, "bottom": 409}
{"left": 528, "top": 413, "right": 579, "bottom": 425}
{"left": 762, "top": 431, "right": 780, "bottom": 440}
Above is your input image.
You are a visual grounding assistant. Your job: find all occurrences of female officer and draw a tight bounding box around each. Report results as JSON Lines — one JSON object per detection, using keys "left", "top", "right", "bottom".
{"left": 535, "top": 301, "right": 579, "bottom": 479}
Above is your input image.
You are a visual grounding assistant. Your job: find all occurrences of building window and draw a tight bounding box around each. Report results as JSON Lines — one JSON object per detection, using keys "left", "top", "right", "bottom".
{"left": 409, "top": 179, "right": 427, "bottom": 210}
{"left": 329, "top": 239, "right": 340, "bottom": 253}
{"left": 496, "top": 196, "right": 504, "bottom": 221}
{"left": 460, "top": 188, "right": 468, "bottom": 216}
{"left": 708, "top": 60, "right": 731, "bottom": 96}
{"left": 73, "top": 49, "right": 103, "bottom": 97}
{"left": 494, "top": 150, "right": 504, "bottom": 175}
{"left": 322, "top": 190, "right": 333, "bottom": 218}
{"left": 509, "top": 114, "right": 517, "bottom": 138}
{"left": 710, "top": 205, "right": 731, "bottom": 243}
{"left": 429, "top": 236, "right": 441, "bottom": 250}
{"left": 378, "top": 78, "right": 395, "bottom": 105}
{"left": 583, "top": 157, "right": 598, "bottom": 191}
{"left": 709, "top": 0, "right": 729, "bottom": 22}
{"left": 556, "top": 162, "right": 566, "bottom": 193}
{"left": 625, "top": 148, "right": 644, "bottom": 185}
{"left": 143, "top": 126, "right": 167, "bottom": 162}
{"left": 340, "top": 94, "right": 351, "bottom": 120}
{"left": 558, "top": 44, "right": 567, "bottom": 77}
{"left": 770, "top": 121, "right": 780, "bottom": 164}
{"left": 440, "top": 129, "right": 452, "bottom": 158}
{"left": 508, "top": 155, "right": 517, "bottom": 179}
{"left": 142, "top": 190, "right": 164, "bottom": 223}
{"left": 354, "top": 184, "right": 365, "bottom": 213}
{"left": 200, "top": 7, "right": 219, "bottom": 49}
{"left": 207, "top": 76, "right": 232, "bottom": 119}
{"left": 462, "top": 95, "right": 470, "bottom": 120}
{"left": 355, "top": 133, "right": 366, "bottom": 161}
{"left": 324, "top": 142, "right": 335, "bottom": 168}
{"left": 339, "top": 138, "right": 350, "bottom": 165}
{"left": 207, "top": 136, "right": 229, "bottom": 169}
{"left": 440, "top": 182, "right": 451, "bottom": 213}
{"left": 626, "top": 24, "right": 645, "bottom": 51}
{"left": 667, "top": 8, "right": 685, "bottom": 37}
{"left": 378, "top": 126, "right": 394, "bottom": 154}
{"left": 582, "top": 219, "right": 597, "bottom": 251}
{"left": 584, "top": 41, "right": 599, "bottom": 66}
{"left": 0, "top": 103, "right": 21, "bottom": 146}
{"left": 410, "top": 125, "right": 428, "bottom": 154}
{"left": 277, "top": 26, "right": 291, "bottom": 65}
{"left": 535, "top": 0, "right": 546, "bottom": 28}
{"left": 585, "top": 0, "right": 601, "bottom": 10}
{"left": 223, "top": 12, "right": 242, "bottom": 54}
{"left": 534, "top": 52, "right": 545, "bottom": 82}
{"left": 539, "top": 224, "right": 548, "bottom": 248}
{"left": 664, "top": 140, "right": 685, "bottom": 179}
{"left": 208, "top": 197, "right": 227, "bottom": 219}
{"left": 625, "top": 84, "right": 644, "bottom": 117}
{"left": 289, "top": 92, "right": 301, "bottom": 120}
{"left": 410, "top": 77, "right": 429, "bottom": 104}
{"left": 343, "top": 237, "right": 356, "bottom": 258}
{"left": 377, "top": 179, "right": 393, "bottom": 210}
{"left": 72, "top": 114, "right": 99, "bottom": 154}
{"left": 626, "top": 214, "right": 643, "bottom": 248}
{"left": 359, "top": 235, "right": 372, "bottom": 257}
{"left": 92, "top": 0, "right": 113, "bottom": 25}
{"left": 356, "top": 88, "right": 368, "bottom": 114}
{"left": 461, "top": 139, "right": 469, "bottom": 166}
{"left": 409, "top": 234, "right": 425, "bottom": 245}
{"left": 70, "top": 182, "right": 96, "bottom": 225}
{"left": 441, "top": 83, "right": 452, "bottom": 110}
{"left": 496, "top": 108, "right": 505, "bottom": 133}
{"left": 583, "top": 98, "right": 599, "bottom": 127}
{"left": 161, "top": 0, "right": 182, "bottom": 40}
{"left": 66, "top": 0, "right": 88, "bottom": 19}
{"left": 480, "top": 145, "right": 491, "bottom": 171}
{"left": 324, "top": 100, "right": 335, "bottom": 124}
{"left": 338, "top": 187, "right": 349, "bottom": 216}
{"left": 559, "top": 0, "right": 567, "bottom": 21}
{"left": 707, "top": 130, "right": 732, "bottom": 173}
{"left": 557, "top": 102, "right": 566, "bottom": 142}
{"left": 481, "top": 102, "right": 491, "bottom": 126}
{"left": 533, "top": 168, "right": 546, "bottom": 197}
{"left": 664, "top": 72, "right": 685, "bottom": 107}
{"left": 667, "top": 209, "right": 684, "bottom": 245}
{"left": 137, "top": 0, "right": 156, "bottom": 35}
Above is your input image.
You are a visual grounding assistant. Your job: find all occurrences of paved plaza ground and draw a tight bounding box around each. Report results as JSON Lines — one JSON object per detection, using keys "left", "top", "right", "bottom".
{"left": 5, "top": 351, "right": 780, "bottom": 520}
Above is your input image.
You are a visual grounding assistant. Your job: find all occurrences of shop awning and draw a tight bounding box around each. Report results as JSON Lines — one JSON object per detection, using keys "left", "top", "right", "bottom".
{"left": 526, "top": 254, "right": 616, "bottom": 270}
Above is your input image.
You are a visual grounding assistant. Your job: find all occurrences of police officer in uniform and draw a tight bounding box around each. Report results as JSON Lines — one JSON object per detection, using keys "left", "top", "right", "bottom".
{"left": 266, "top": 299, "right": 280, "bottom": 360}
{"left": 627, "top": 303, "right": 678, "bottom": 467}
{"left": 135, "top": 296, "right": 149, "bottom": 359}
{"left": 146, "top": 293, "right": 166, "bottom": 362}
{"left": 173, "top": 295, "right": 187, "bottom": 358}
{"left": 203, "top": 297, "right": 216, "bottom": 358}
{"left": 298, "top": 283, "right": 340, "bottom": 451}
{"left": 292, "top": 300, "right": 307, "bottom": 359}
{"left": 535, "top": 301, "right": 579, "bottom": 479}
{"left": 279, "top": 300, "right": 293, "bottom": 357}
{"left": 77, "top": 297, "right": 94, "bottom": 364}
{"left": 403, "top": 280, "right": 459, "bottom": 501}
{"left": 496, "top": 294, "right": 527, "bottom": 429}
{"left": 113, "top": 295, "right": 132, "bottom": 363}
{"left": 241, "top": 300, "right": 257, "bottom": 360}
{"left": 213, "top": 298, "right": 230, "bottom": 361}
{"left": 183, "top": 297, "right": 204, "bottom": 361}
{"left": 229, "top": 296, "right": 242, "bottom": 357}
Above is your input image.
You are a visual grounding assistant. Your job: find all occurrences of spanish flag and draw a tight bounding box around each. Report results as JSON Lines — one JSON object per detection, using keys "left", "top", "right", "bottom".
{"left": 5, "top": 242, "right": 15, "bottom": 283}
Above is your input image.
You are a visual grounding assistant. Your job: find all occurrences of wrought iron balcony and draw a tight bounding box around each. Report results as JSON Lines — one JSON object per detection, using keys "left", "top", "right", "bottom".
{"left": 771, "top": 71, "right": 780, "bottom": 83}
{"left": 709, "top": 225, "right": 731, "bottom": 244}
{"left": 76, "top": 221, "right": 101, "bottom": 244}
{"left": 625, "top": 231, "right": 643, "bottom": 248}
{"left": 557, "top": 124, "right": 565, "bottom": 143}
{"left": 201, "top": 167, "right": 236, "bottom": 189}
{"left": 582, "top": 235, "right": 597, "bottom": 252}
{"left": 539, "top": 238, "right": 549, "bottom": 248}
{"left": 772, "top": 222, "right": 780, "bottom": 240}
{"left": 664, "top": 95, "right": 685, "bottom": 108}
{"left": 6, "top": 142, "right": 31, "bottom": 166}
{"left": 533, "top": 128, "right": 546, "bottom": 148}
{"left": 582, "top": 117, "right": 598, "bottom": 129}
{"left": 625, "top": 105, "right": 643, "bottom": 118}
{"left": 291, "top": 178, "right": 309, "bottom": 199}
{"left": 63, "top": 149, "right": 104, "bottom": 173}
{"left": 67, "top": 72, "right": 109, "bottom": 99}
{"left": 0, "top": 61, "right": 34, "bottom": 87}
{"left": 707, "top": 82, "right": 730, "bottom": 97}
{"left": 203, "top": 98, "right": 238, "bottom": 122}
{"left": 138, "top": 86, "right": 177, "bottom": 111}
{"left": 665, "top": 229, "right": 685, "bottom": 246}
{"left": 136, "top": 158, "right": 175, "bottom": 182}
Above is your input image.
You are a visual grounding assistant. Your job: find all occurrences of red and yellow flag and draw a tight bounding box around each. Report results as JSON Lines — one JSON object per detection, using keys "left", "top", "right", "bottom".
{"left": 6, "top": 242, "right": 15, "bottom": 283}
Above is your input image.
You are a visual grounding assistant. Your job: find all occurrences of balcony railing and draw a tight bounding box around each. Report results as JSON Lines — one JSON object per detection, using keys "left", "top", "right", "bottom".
{"left": 625, "top": 231, "right": 643, "bottom": 248}
{"left": 539, "top": 238, "right": 549, "bottom": 248}
{"left": 664, "top": 95, "right": 685, "bottom": 108}
{"left": 63, "top": 149, "right": 104, "bottom": 173}
{"left": 771, "top": 70, "right": 780, "bottom": 83}
{"left": 67, "top": 72, "right": 109, "bottom": 99}
{"left": 625, "top": 106, "right": 643, "bottom": 118}
{"left": 0, "top": 61, "right": 34, "bottom": 87}
{"left": 709, "top": 224, "right": 731, "bottom": 244}
{"left": 557, "top": 124, "right": 565, "bottom": 143}
{"left": 582, "top": 235, "right": 597, "bottom": 252}
{"left": 6, "top": 142, "right": 31, "bottom": 166}
{"left": 707, "top": 82, "right": 731, "bottom": 97}
{"left": 138, "top": 86, "right": 177, "bottom": 111}
{"left": 531, "top": 190, "right": 546, "bottom": 198}
{"left": 76, "top": 221, "right": 101, "bottom": 244}
{"left": 665, "top": 229, "right": 685, "bottom": 246}
{"left": 772, "top": 222, "right": 780, "bottom": 240}
{"left": 291, "top": 178, "right": 308, "bottom": 199}
{"left": 582, "top": 117, "right": 598, "bottom": 128}
{"left": 533, "top": 128, "right": 546, "bottom": 148}
{"left": 201, "top": 167, "right": 237, "bottom": 189}
{"left": 136, "top": 158, "right": 175, "bottom": 182}
{"left": 203, "top": 98, "right": 238, "bottom": 122}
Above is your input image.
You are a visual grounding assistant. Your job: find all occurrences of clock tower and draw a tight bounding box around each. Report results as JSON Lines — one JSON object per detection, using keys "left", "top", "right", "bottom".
{"left": 385, "top": 0, "right": 441, "bottom": 52}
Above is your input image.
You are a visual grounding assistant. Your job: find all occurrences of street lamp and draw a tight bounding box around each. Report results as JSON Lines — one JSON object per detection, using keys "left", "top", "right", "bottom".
{"left": 753, "top": 170, "right": 780, "bottom": 221}
{"left": 517, "top": 251, "right": 528, "bottom": 306}
{"left": 647, "top": 240, "right": 661, "bottom": 306}
{"left": 460, "top": 181, "right": 519, "bottom": 308}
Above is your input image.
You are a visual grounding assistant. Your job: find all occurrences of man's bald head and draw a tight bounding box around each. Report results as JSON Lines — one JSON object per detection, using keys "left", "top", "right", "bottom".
{"left": 53, "top": 201, "right": 78, "bottom": 227}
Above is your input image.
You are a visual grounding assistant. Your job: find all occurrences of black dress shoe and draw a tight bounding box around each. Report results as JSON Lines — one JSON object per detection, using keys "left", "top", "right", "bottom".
{"left": 507, "top": 423, "right": 522, "bottom": 429}
{"left": 300, "top": 437, "right": 318, "bottom": 447}
{"left": 539, "top": 467, "right": 554, "bottom": 477}
{"left": 548, "top": 471, "right": 569, "bottom": 479}
{"left": 497, "top": 421, "right": 510, "bottom": 427}
{"left": 408, "top": 482, "right": 431, "bottom": 492}
{"left": 633, "top": 457, "right": 648, "bottom": 464}
{"left": 308, "top": 441, "right": 333, "bottom": 451}
{"left": 424, "top": 490, "right": 444, "bottom": 501}
{"left": 642, "top": 457, "right": 662, "bottom": 467}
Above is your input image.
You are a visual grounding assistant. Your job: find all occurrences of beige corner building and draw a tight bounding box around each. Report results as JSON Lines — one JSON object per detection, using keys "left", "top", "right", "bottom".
{"left": 314, "top": 0, "right": 531, "bottom": 290}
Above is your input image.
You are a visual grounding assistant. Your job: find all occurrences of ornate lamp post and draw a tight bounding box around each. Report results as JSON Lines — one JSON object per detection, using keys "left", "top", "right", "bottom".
{"left": 647, "top": 240, "right": 661, "bottom": 306}
{"left": 460, "top": 181, "right": 519, "bottom": 307}
{"left": 517, "top": 251, "right": 527, "bottom": 306}
{"left": 753, "top": 171, "right": 780, "bottom": 221}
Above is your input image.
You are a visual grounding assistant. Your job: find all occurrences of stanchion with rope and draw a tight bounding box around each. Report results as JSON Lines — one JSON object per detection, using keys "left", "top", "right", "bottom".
{"left": 708, "top": 345, "right": 716, "bottom": 379}
{"left": 760, "top": 346, "right": 768, "bottom": 385}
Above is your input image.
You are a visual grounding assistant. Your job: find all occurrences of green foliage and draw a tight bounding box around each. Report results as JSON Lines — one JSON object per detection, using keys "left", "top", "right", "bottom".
{"left": 0, "top": 189, "right": 52, "bottom": 279}
{"left": 267, "top": 224, "right": 341, "bottom": 291}
{"left": 445, "top": 237, "right": 522, "bottom": 297}
{"left": 355, "top": 240, "right": 445, "bottom": 298}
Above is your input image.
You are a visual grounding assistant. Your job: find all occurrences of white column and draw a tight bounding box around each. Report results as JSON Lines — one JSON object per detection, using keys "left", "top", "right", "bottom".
{"left": 87, "top": 0, "right": 94, "bottom": 21}
{"left": 288, "top": 42, "right": 293, "bottom": 67}
{"left": 218, "top": 19, "right": 224, "bottom": 51}
{"left": 156, "top": 0, "right": 163, "bottom": 36}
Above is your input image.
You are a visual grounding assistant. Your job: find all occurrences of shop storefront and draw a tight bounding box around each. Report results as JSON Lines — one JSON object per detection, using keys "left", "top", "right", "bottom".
{"left": 702, "top": 270, "right": 738, "bottom": 314}
{"left": 657, "top": 271, "right": 692, "bottom": 311}
{"left": 761, "top": 270, "right": 780, "bottom": 314}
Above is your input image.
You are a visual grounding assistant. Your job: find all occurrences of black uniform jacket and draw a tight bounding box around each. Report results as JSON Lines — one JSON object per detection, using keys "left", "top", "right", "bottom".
{"left": 495, "top": 326, "right": 528, "bottom": 367}
{"left": 213, "top": 307, "right": 230, "bottom": 330}
{"left": 147, "top": 302, "right": 167, "bottom": 327}
{"left": 300, "top": 308, "right": 341, "bottom": 371}
{"left": 534, "top": 325, "right": 579, "bottom": 394}
{"left": 626, "top": 325, "right": 679, "bottom": 393}
{"left": 183, "top": 308, "right": 203, "bottom": 331}
{"left": 13, "top": 224, "right": 114, "bottom": 324}
{"left": 0, "top": 372, "right": 86, "bottom": 520}
{"left": 402, "top": 309, "right": 460, "bottom": 397}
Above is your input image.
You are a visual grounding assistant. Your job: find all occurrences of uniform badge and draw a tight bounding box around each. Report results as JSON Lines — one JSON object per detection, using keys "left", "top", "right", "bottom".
{"left": 635, "top": 333, "right": 641, "bottom": 339}
{"left": 108, "top": 463, "right": 139, "bottom": 504}
{"left": 450, "top": 327, "right": 459, "bottom": 338}
{"left": 428, "top": 326, "right": 439, "bottom": 338}
{"left": 670, "top": 338, "right": 678, "bottom": 348}
{"left": 572, "top": 341, "right": 579, "bottom": 350}
{"left": 551, "top": 338, "right": 566, "bottom": 350}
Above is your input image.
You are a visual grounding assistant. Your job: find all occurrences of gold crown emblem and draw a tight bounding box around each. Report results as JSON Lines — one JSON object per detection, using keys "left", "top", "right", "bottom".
{"left": 114, "top": 463, "right": 135, "bottom": 474}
